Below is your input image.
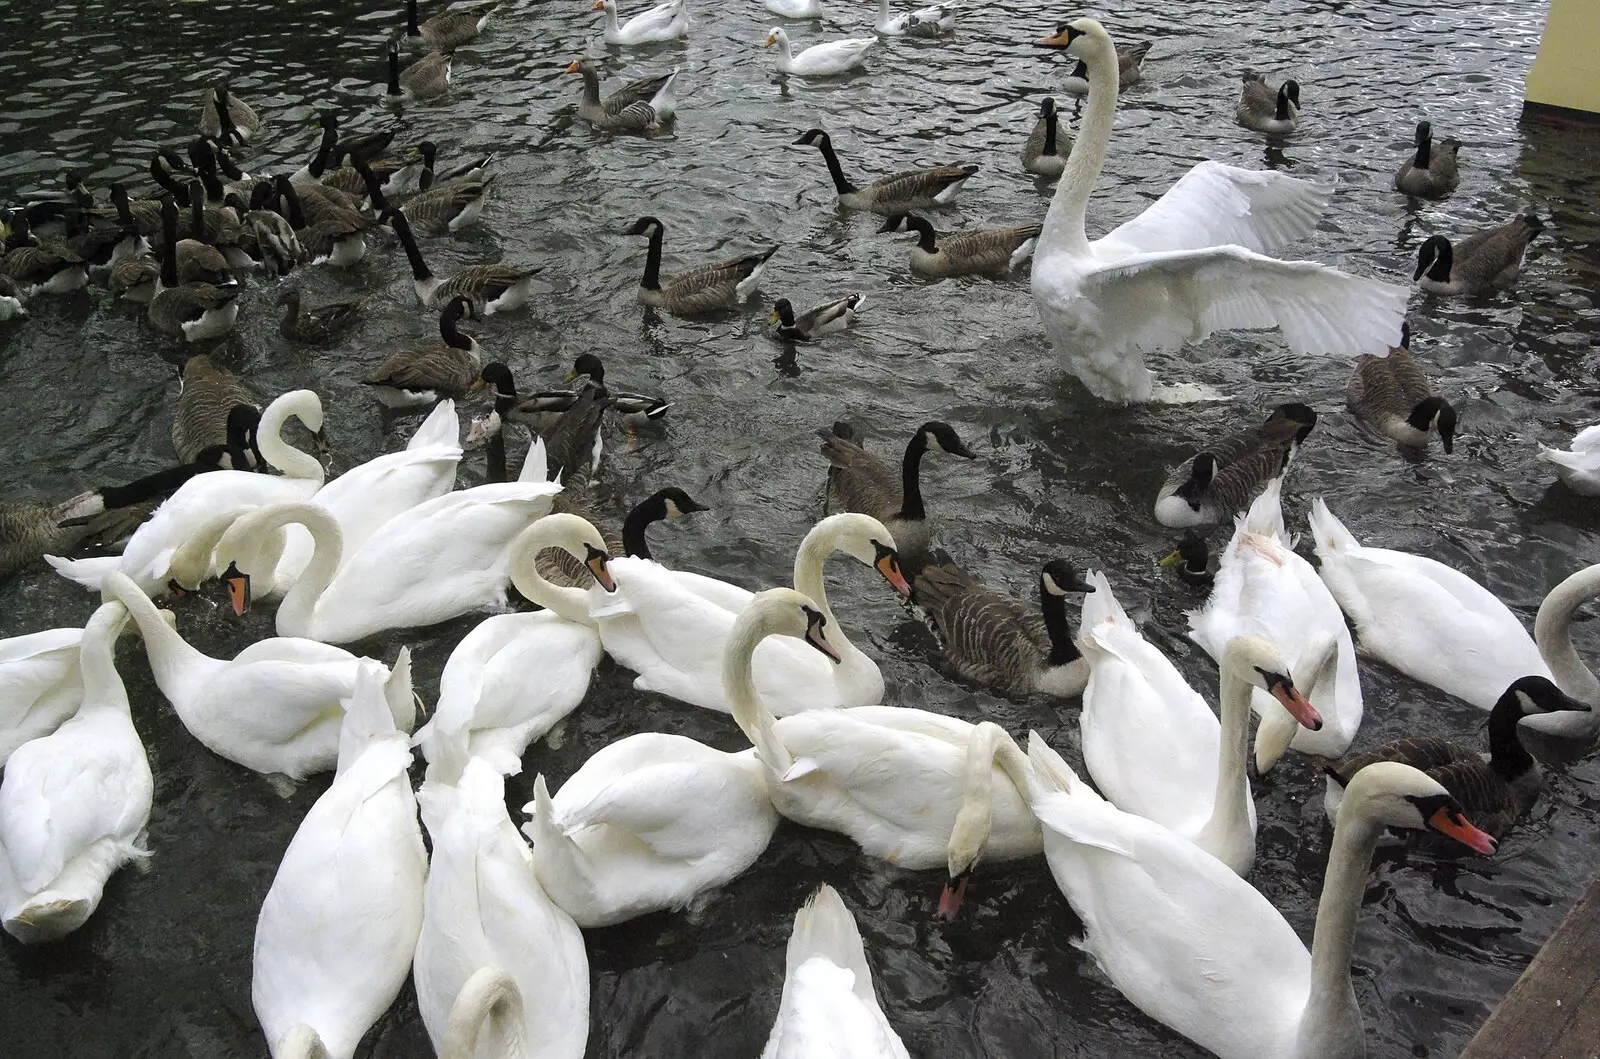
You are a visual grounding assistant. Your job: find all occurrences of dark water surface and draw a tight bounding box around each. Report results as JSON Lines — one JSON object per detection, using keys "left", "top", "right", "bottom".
{"left": 2, "top": 0, "right": 1598, "bottom": 1055}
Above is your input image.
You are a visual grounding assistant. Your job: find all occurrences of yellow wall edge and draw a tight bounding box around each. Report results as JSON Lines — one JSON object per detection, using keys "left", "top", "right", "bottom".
{"left": 1525, "top": 0, "right": 1600, "bottom": 115}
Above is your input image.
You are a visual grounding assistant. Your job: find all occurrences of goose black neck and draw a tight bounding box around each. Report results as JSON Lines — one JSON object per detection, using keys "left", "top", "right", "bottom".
{"left": 1413, "top": 127, "right": 1432, "bottom": 169}
{"left": 1486, "top": 687, "right": 1537, "bottom": 780}
{"left": 1425, "top": 241, "right": 1453, "bottom": 282}
{"left": 1070, "top": 60, "right": 1088, "bottom": 81}
{"left": 391, "top": 213, "right": 433, "bottom": 280}
{"left": 357, "top": 163, "right": 391, "bottom": 213}
{"left": 406, "top": 0, "right": 421, "bottom": 35}
{"left": 197, "top": 158, "right": 226, "bottom": 203}
{"left": 1407, "top": 396, "right": 1447, "bottom": 431}
{"left": 112, "top": 185, "right": 133, "bottom": 226}
{"left": 640, "top": 224, "right": 663, "bottom": 291}
{"left": 213, "top": 144, "right": 244, "bottom": 180}
{"left": 485, "top": 430, "right": 507, "bottom": 483}
{"left": 189, "top": 184, "right": 207, "bottom": 241}
{"left": 908, "top": 215, "right": 938, "bottom": 253}
{"left": 275, "top": 179, "right": 308, "bottom": 231}
{"left": 159, "top": 203, "right": 179, "bottom": 287}
{"left": 621, "top": 500, "right": 662, "bottom": 560}
{"left": 96, "top": 462, "right": 207, "bottom": 509}
{"left": 387, "top": 47, "right": 402, "bottom": 96}
{"left": 214, "top": 91, "right": 240, "bottom": 146}
{"left": 309, "top": 125, "right": 336, "bottom": 179}
{"left": 1275, "top": 85, "right": 1293, "bottom": 121}
{"left": 150, "top": 154, "right": 187, "bottom": 199}
{"left": 441, "top": 301, "right": 472, "bottom": 350}
{"left": 1039, "top": 578, "right": 1082, "bottom": 667}
{"left": 814, "top": 136, "right": 857, "bottom": 194}
{"left": 898, "top": 430, "right": 929, "bottom": 521}
{"left": 1041, "top": 109, "right": 1058, "bottom": 156}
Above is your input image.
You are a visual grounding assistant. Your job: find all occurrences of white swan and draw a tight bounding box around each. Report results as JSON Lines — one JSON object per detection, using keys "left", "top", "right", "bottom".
{"left": 214, "top": 443, "right": 560, "bottom": 644}
{"left": 873, "top": 0, "right": 954, "bottom": 36}
{"left": 1537, "top": 424, "right": 1600, "bottom": 496}
{"left": 761, "top": 883, "right": 911, "bottom": 1059}
{"left": 252, "top": 663, "right": 427, "bottom": 1059}
{"left": 1028, "top": 19, "right": 1408, "bottom": 403}
{"left": 414, "top": 514, "right": 613, "bottom": 784}
{"left": 1307, "top": 499, "right": 1556, "bottom": 714}
{"left": 727, "top": 589, "right": 1040, "bottom": 917}
{"left": 1076, "top": 572, "right": 1321, "bottom": 875}
{"left": 101, "top": 572, "right": 415, "bottom": 779}
{"left": 764, "top": 27, "right": 874, "bottom": 77}
{"left": 45, "top": 389, "right": 327, "bottom": 595}
{"left": 592, "top": 512, "right": 910, "bottom": 715}
{"left": 1026, "top": 735, "right": 1495, "bottom": 1059}
{"left": 1188, "top": 479, "right": 1360, "bottom": 771}
{"left": 0, "top": 601, "right": 152, "bottom": 943}
{"left": 0, "top": 626, "right": 84, "bottom": 767}
{"left": 1533, "top": 562, "right": 1600, "bottom": 736}
{"left": 414, "top": 757, "right": 588, "bottom": 1059}
{"left": 594, "top": 0, "right": 687, "bottom": 44}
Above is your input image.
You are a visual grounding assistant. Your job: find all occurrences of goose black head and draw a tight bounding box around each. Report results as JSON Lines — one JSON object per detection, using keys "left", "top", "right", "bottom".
{"left": 919, "top": 421, "right": 974, "bottom": 458}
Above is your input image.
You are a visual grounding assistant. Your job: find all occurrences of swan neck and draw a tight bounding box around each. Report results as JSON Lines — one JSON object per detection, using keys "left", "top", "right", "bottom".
{"left": 442, "top": 967, "right": 526, "bottom": 1059}
{"left": 1042, "top": 41, "right": 1118, "bottom": 254}
{"left": 243, "top": 504, "right": 341, "bottom": 637}
{"left": 104, "top": 578, "right": 208, "bottom": 699}
{"left": 1301, "top": 808, "right": 1379, "bottom": 1050}
{"left": 257, "top": 395, "right": 325, "bottom": 483}
{"left": 1198, "top": 661, "right": 1255, "bottom": 862}
{"left": 1536, "top": 565, "right": 1600, "bottom": 703}
{"left": 507, "top": 523, "right": 597, "bottom": 624}
{"left": 79, "top": 603, "right": 131, "bottom": 713}
{"left": 724, "top": 614, "right": 793, "bottom": 772}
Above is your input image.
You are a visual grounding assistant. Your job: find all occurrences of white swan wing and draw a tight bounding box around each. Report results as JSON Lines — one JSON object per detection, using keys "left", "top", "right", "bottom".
{"left": 0, "top": 629, "right": 84, "bottom": 757}
{"left": 557, "top": 757, "right": 774, "bottom": 860}
{"left": 1080, "top": 244, "right": 1409, "bottom": 359}
{"left": 764, "top": 959, "right": 910, "bottom": 1059}
{"left": 794, "top": 38, "right": 874, "bottom": 73}
{"left": 1099, "top": 161, "right": 1331, "bottom": 258}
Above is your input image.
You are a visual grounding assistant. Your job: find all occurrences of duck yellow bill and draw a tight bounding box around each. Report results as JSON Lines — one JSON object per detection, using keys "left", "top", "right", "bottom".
{"left": 1270, "top": 682, "right": 1322, "bottom": 731}
{"left": 764, "top": 33, "right": 777, "bottom": 46}
{"left": 876, "top": 553, "right": 912, "bottom": 596}
{"left": 225, "top": 570, "right": 252, "bottom": 616}
{"left": 587, "top": 555, "right": 617, "bottom": 592}
{"left": 936, "top": 875, "right": 968, "bottom": 921}
{"left": 1428, "top": 806, "right": 1497, "bottom": 855}
{"left": 1159, "top": 548, "right": 1182, "bottom": 568}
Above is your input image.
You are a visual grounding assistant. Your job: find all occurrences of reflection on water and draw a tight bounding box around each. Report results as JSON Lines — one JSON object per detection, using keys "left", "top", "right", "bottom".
{"left": 2, "top": 0, "right": 1598, "bottom": 1055}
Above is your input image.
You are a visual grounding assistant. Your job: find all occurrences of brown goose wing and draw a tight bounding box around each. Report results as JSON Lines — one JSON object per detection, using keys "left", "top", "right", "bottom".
{"left": 437, "top": 264, "right": 526, "bottom": 311}
{"left": 914, "top": 563, "right": 1045, "bottom": 694}
{"left": 364, "top": 344, "right": 479, "bottom": 393}
{"left": 867, "top": 165, "right": 977, "bottom": 203}
{"left": 941, "top": 223, "right": 1042, "bottom": 273}
{"left": 818, "top": 428, "right": 901, "bottom": 521}
{"left": 174, "top": 355, "right": 256, "bottom": 463}
{"left": 659, "top": 248, "right": 775, "bottom": 314}
{"left": 605, "top": 73, "right": 673, "bottom": 114}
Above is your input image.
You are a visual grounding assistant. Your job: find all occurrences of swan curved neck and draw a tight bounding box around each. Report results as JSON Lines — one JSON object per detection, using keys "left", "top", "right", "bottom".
{"left": 1299, "top": 803, "right": 1380, "bottom": 1053}
{"left": 507, "top": 521, "right": 598, "bottom": 625}
{"left": 1536, "top": 564, "right": 1600, "bottom": 704}
{"left": 230, "top": 504, "right": 342, "bottom": 637}
{"left": 442, "top": 966, "right": 526, "bottom": 1059}
{"left": 80, "top": 603, "right": 131, "bottom": 713}
{"left": 1042, "top": 37, "right": 1118, "bottom": 255}
{"left": 724, "top": 614, "right": 793, "bottom": 773}
{"left": 103, "top": 577, "right": 208, "bottom": 702}
{"left": 257, "top": 395, "right": 325, "bottom": 483}
{"left": 1196, "top": 658, "right": 1256, "bottom": 865}
{"left": 792, "top": 529, "right": 861, "bottom": 664}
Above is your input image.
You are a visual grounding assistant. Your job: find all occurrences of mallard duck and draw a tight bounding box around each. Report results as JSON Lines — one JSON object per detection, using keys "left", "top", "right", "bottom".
{"left": 1347, "top": 324, "right": 1456, "bottom": 454}
{"left": 566, "top": 59, "right": 680, "bottom": 135}
{"left": 199, "top": 84, "right": 260, "bottom": 146}
{"left": 914, "top": 559, "right": 1096, "bottom": 698}
{"left": 1154, "top": 403, "right": 1317, "bottom": 528}
{"left": 792, "top": 129, "right": 974, "bottom": 213}
{"left": 627, "top": 216, "right": 776, "bottom": 315}
{"left": 415, "top": 141, "right": 495, "bottom": 191}
{"left": 173, "top": 354, "right": 258, "bottom": 465}
{"left": 1159, "top": 533, "right": 1213, "bottom": 590}
{"left": 765, "top": 28, "right": 875, "bottom": 77}
{"left": 405, "top": 0, "right": 498, "bottom": 51}
{"left": 1414, "top": 214, "right": 1542, "bottom": 295}
{"left": 1040, "top": 36, "right": 1151, "bottom": 96}
{"left": 1538, "top": 424, "right": 1600, "bottom": 496}
{"left": 276, "top": 288, "right": 367, "bottom": 345}
{"left": 593, "top": 0, "right": 688, "bottom": 45}
{"left": 1022, "top": 97, "right": 1071, "bottom": 178}
{"left": 818, "top": 420, "right": 973, "bottom": 568}
{"left": 872, "top": 0, "right": 956, "bottom": 36}
{"left": 1324, "top": 676, "right": 1588, "bottom": 839}
{"left": 388, "top": 209, "right": 537, "bottom": 314}
{"left": 1395, "top": 120, "right": 1460, "bottom": 198}
{"left": 148, "top": 198, "right": 239, "bottom": 342}
{"left": 387, "top": 38, "right": 452, "bottom": 103}
{"left": 364, "top": 295, "right": 482, "bottom": 408}
{"left": 1237, "top": 72, "right": 1300, "bottom": 135}
{"left": 770, "top": 293, "right": 864, "bottom": 340}
{"left": 877, "top": 213, "right": 1040, "bottom": 278}
{"left": 479, "top": 361, "right": 668, "bottom": 442}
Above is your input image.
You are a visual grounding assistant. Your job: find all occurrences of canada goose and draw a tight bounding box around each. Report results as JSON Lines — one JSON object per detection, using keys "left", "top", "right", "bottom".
{"left": 1414, "top": 214, "right": 1542, "bottom": 296}
{"left": 239, "top": 181, "right": 301, "bottom": 276}
{"left": 60, "top": 208, "right": 144, "bottom": 269}
{"left": 276, "top": 289, "right": 367, "bottom": 345}
{"left": 388, "top": 209, "right": 537, "bottom": 314}
{"left": 175, "top": 183, "right": 236, "bottom": 287}
{"left": 173, "top": 355, "right": 258, "bottom": 465}
{"left": 109, "top": 256, "right": 160, "bottom": 303}
{"left": 199, "top": 137, "right": 259, "bottom": 202}
{"left": 792, "top": 129, "right": 975, "bottom": 213}
{"left": 0, "top": 276, "right": 24, "bottom": 320}
{"left": 146, "top": 150, "right": 196, "bottom": 203}
{"left": 1022, "top": 97, "right": 1071, "bottom": 178}
{"left": 1153, "top": 403, "right": 1316, "bottom": 528}
{"left": 566, "top": 59, "right": 680, "bottom": 135}
{"left": 915, "top": 559, "right": 1097, "bottom": 698}
{"left": 818, "top": 420, "right": 974, "bottom": 567}
{"left": 0, "top": 215, "right": 88, "bottom": 296}
{"left": 627, "top": 216, "right": 776, "bottom": 315}
{"left": 538, "top": 380, "right": 612, "bottom": 494}
{"left": 148, "top": 198, "right": 239, "bottom": 342}
{"left": 1159, "top": 533, "right": 1213, "bottom": 591}
{"left": 273, "top": 176, "right": 368, "bottom": 267}
{"left": 199, "top": 84, "right": 260, "bottom": 145}
{"left": 770, "top": 293, "right": 864, "bottom": 340}
{"left": 1324, "top": 676, "right": 1589, "bottom": 839}
{"left": 358, "top": 157, "right": 489, "bottom": 235}
{"left": 1347, "top": 324, "right": 1457, "bottom": 454}
{"left": 387, "top": 38, "right": 453, "bottom": 102}
{"left": 1237, "top": 72, "right": 1300, "bottom": 135}
{"left": 405, "top": 0, "right": 498, "bottom": 51}
{"left": 1037, "top": 29, "right": 1151, "bottom": 95}
{"left": 322, "top": 111, "right": 396, "bottom": 170}
{"left": 1395, "top": 121, "right": 1460, "bottom": 198}
{"left": 104, "top": 182, "right": 164, "bottom": 241}
{"left": 363, "top": 295, "right": 483, "bottom": 408}
{"left": 415, "top": 141, "right": 494, "bottom": 191}
{"left": 877, "top": 213, "right": 1041, "bottom": 278}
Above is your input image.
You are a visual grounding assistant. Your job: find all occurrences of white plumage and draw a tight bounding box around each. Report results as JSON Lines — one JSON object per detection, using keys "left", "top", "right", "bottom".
{"left": 765, "top": 27, "right": 874, "bottom": 77}
{"left": 1538, "top": 423, "right": 1600, "bottom": 495}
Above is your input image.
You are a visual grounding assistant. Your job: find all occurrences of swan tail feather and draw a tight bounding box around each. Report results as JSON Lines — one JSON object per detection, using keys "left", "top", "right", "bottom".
{"left": 1077, "top": 570, "right": 1130, "bottom": 633}
{"left": 409, "top": 399, "right": 459, "bottom": 451}
{"left": 1241, "top": 476, "right": 1287, "bottom": 543}
{"left": 337, "top": 659, "right": 403, "bottom": 771}
{"left": 384, "top": 646, "right": 417, "bottom": 733}
{"left": 44, "top": 553, "right": 118, "bottom": 590}
{"left": 785, "top": 884, "right": 878, "bottom": 1005}
{"left": 1307, "top": 497, "right": 1357, "bottom": 555}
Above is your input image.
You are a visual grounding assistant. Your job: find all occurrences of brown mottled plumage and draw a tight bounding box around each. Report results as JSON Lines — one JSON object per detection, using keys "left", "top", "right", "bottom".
{"left": 628, "top": 217, "right": 776, "bottom": 316}
{"left": 818, "top": 420, "right": 974, "bottom": 569}
{"left": 1154, "top": 403, "right": 1317, "bottom": 528}
{"left": 173, "top": 355, "right": 256, "bottom": 464}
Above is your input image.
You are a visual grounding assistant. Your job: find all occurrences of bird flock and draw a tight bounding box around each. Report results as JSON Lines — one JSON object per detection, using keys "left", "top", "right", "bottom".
{"left": 0, "top": 2, "right": 1598, "bottom": 1058}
